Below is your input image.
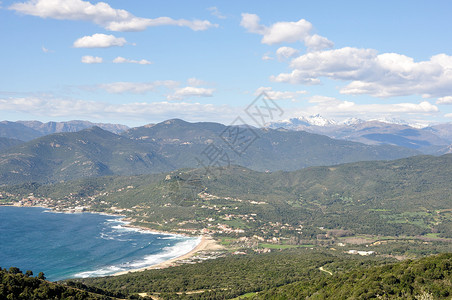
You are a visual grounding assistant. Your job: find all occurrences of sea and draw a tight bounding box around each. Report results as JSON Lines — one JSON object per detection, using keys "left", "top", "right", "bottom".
{"left": 0, "top": 206, "right": 200, "bottom": 281}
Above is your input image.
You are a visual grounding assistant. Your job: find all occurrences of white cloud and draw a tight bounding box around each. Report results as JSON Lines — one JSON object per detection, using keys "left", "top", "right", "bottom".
{"left": 98, "top": 81, "right": 178, "bottom": 94}
{"left": 113, "top": 56, "right": 151, "bottom": 65}
{"left": 303, "top": 95, "right": 439, "bottom": 116}
{"left": 10, "top": 0, "right": 217, "bottom": 32}
{"left": 73, "top": 33, "right": 126, "bottom": 48}
{"left": 240, "top": 13, "right": 266, "bottom": 35}
{"left": 255, "top": 87, "right": 306, "bottom": 101}
{"left": 94, "top": 79, "right": 213, "bottom": 100}
{"left": 167, "top": 87, "right": 214, "bottom": 100}
{"left": 437, "top": 96, "right": 452, "bottom": 105}
{"left": 272, "top": 47, "right": 452, "bottom": 99}
{"left": 240, "top": 13, "right": 332, "bottom": 49}
{"left": 207, "top": 6, "right": 226, "bottom": 19}
{"left": 241, "top": 13, "right": 312, "bottom": 45}
{"left": 276, "top": 46, "right": 299, "bottom": 60}
{"left": 262, "top": 54, "right": 273, "bottom": 61}
{"left": 81, "top": 55, "right": 103, "bottom": 64}
{"left": 304, "top": 34, "right": 334, "bottom": 52}
{"left": 0, "top": 96, "right": 236, "bottom": 123}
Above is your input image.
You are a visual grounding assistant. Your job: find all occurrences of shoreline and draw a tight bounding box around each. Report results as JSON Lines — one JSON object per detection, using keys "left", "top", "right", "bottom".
{"left": 113, "top": 235, "right": 223, "bottom": 276}
{"left": 1, "top": 205, "right": 224, "bottom": 276}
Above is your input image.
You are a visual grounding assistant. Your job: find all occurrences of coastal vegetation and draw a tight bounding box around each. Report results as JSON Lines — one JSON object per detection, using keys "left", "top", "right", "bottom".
{"left": 0, "top": 266, "right": 120, "bottom": 299}
{"left": 2, "top": 154, "right": 451, "bottom": 257}
{"left": 1, "top": 122, "right": 451, "bottom": 298}
{"left": 76, "top": 251, "right": 451, "bottom": 299}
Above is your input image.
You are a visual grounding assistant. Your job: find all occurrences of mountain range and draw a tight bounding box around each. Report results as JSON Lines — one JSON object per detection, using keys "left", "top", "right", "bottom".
{"left": 0, "top": 120, "right": 128, "bottom": 142}
{"left": 2, "top": 117, "right": 451, "bottom": 155}
{"left": 0, "top": 119, "right": 420, "bottom": 185}
{"left": 267, "top": 115, "right": 452, "bottom": 154}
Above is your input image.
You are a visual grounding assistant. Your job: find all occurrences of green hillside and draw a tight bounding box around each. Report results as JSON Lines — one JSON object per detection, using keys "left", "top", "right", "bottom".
{"left": 253, "top": 253, "right": 452, "bottom": 299}
{"left": 0, "top": 266, "right": 120, "bottom": 299}
{"left": 76, "top": 251, "right": 451, "bottom": 300}
{"left": 0, "top": 127, "right": 172, "bottom": 184}
{"left": 3, "top": 154, "right": 452, "bottom": 243}
{"left": 0, "top": 119, "right": 420, "bottom": 185}
{"left": 0, "top": 121, "right": 41, "bottom": 141}
{"left": 0, "top": 137, "right": 23, "bottom": 151}
{"left": 122, "top": 119, "right": 420, "bottom": 172}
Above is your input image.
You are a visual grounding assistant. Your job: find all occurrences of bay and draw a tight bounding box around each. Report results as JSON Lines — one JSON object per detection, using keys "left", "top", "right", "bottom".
{"left": 0, "top": 206, "right": 199, "bottom": 281}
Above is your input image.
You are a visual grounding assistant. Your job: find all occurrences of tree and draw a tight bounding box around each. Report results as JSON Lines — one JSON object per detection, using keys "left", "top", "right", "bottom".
{"left": 8, "top": 267, "right": 21, "bottom": 274}
{"left": 25, "top": 270, "right": 33, "bottom": 277}
{"left": 37, "top": 272, "right": 46, "bottom": 280}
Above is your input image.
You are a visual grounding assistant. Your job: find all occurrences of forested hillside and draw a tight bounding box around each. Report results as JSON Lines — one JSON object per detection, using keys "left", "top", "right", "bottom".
{"left": 77, "top": 251, "right": 451, "bottom": 300}
{"left": 0, "top": 266, "right": 120, "bottom": 299}
{"left": 0, "top": 119, "right": 420, "bottom": 185}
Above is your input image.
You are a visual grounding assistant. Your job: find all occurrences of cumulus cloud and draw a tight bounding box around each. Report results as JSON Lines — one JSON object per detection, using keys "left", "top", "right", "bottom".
{"left": 10, "top": 0, "right": 217, "bottom": 32}
{"left": 0, "top": 96, "right": 236, "bottom": 122}
{"left": 276, "top": 46, "right": 299, "bottom": 60}
{"left": 95, "top": 79, "right": 213, "bottom": 100}
{"left": 304, "top": 34, "right": 334, "bottom": 52}
{"left": 167, "top": 87, "right": 214, "bottom": 100}
{"left": 81, "top": 55, "right": 103, "bottom": 64}
{"left": 255, "top": 87, "right": 306, "bottom": 101}
{"left": 262, "top": 54, "right": 273, "bottom": 61}
{"left": 303, "top": 95, "right": 439, "bottom": 116}
{"left": 113, "top": 56, "right": 151, "bottom": 65}
{"left": 436, "top": 96, "right": 452, "bottom": 105}
{"left": 240, "top": 13, "right": 266, "bottom": 35}
{"left": 240, "top": 13, "right": 333, "bottom": 48}
{"left": 73, "top": 33, "right": 126, "bottom": 48}
{"left": 272, "top": 47, "right": 452, "bottom": 99}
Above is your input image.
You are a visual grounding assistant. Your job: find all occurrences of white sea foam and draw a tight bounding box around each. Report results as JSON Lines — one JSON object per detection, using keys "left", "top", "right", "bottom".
{"left": 73, "top": 236, "right": 201, "bottom": 278}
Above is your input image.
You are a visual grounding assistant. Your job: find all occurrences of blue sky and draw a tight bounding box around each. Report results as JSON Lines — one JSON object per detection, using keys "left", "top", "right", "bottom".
{"left": 1, "top": 0, "right": 452, "bottom": 127}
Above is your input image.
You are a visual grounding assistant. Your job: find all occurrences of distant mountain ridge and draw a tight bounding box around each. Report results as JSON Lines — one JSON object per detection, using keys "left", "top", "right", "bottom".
{"left": 17, "top": 120, "right": 129, "bottom": 135}
{"left": 0, "top": 120, "right": 129, "bottom": 141}
{"left": 0, "top": 119, "right": 419, "bottom": 185}
{"left": 267, "top": 115, "right": 452, "bottom": 153}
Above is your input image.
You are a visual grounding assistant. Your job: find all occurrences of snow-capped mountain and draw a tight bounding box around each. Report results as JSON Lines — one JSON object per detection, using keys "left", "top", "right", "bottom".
{"left": 267, "top": 114, "right": 451, "bottom": 153}
{"left": 368, "top": 117, "right": 430, "bottom": 129}
{"left": 268, "top": 114, "right": 337, "bottom": 129}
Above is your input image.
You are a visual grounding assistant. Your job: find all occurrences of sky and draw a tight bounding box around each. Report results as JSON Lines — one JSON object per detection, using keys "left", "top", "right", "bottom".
{"left": 1, "top": 0, "right": 452, "bottom": 127}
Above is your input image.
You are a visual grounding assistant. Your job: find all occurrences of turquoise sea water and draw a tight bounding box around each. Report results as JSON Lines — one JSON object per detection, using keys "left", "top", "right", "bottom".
{"left": 0, "top": 206, "right": 199, "bottom": 281}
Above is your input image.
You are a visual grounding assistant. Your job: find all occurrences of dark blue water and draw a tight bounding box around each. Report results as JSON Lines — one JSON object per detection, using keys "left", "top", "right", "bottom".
{"left": 0, "top": 206, "right": 199, "bottom": 281}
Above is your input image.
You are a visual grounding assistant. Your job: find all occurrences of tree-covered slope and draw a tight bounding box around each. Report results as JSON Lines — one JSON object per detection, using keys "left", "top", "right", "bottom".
{"left": 76, "top": 249, "right": 388, "bottom": 300}
{"left": 122, "top": 119, "right": 420, "bottom": 172}
{"left": 0, "top": 267, "right": 119, "bottom": 299}
{"left": 253, "top": 253, "right": 452, "bottom": 299}
{"left": 0, "top": 119, "right": 421, "bottom": 185}
{"left": 0, "top": 121, "right": 41, "bottom": 141}
{"left": 0, "top": 137, "right": 23, "bottom": 152}
{"left": 4, "top": 154, "right": 452, "bottom": 238}
{"left": 76, "top": 251, "right": 451, "bottom": 300}
{"left": 0, "top": 127, "right": 173, "bottom": 184}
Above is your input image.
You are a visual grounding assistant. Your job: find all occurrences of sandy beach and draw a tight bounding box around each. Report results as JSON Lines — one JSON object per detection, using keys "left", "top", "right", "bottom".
{"left": 113, "top": 235, "right": 223, "bottom": 276}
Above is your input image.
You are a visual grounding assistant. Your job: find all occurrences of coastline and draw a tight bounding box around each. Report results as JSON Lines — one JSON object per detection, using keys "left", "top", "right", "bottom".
{"left": 1, "top": 205, "right": 224, "bottom": 277}
{"left": 113, "top": 235, "right": 223, "bottom": 276}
